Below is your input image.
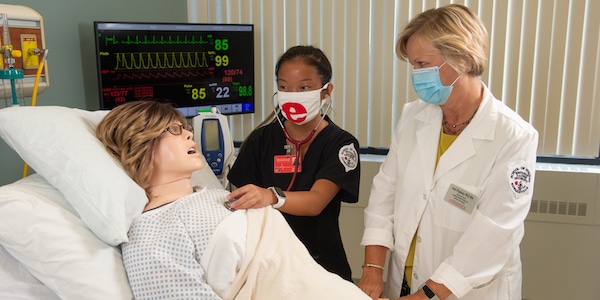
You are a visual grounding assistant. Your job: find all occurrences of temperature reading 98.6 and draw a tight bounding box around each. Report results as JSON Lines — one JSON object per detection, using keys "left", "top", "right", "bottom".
{"left": 238, "top": 85, "right": 252, "bottom": 97}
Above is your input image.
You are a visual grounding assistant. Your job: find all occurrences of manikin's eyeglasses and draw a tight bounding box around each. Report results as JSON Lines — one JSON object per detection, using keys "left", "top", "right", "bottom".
{"left": 164, "top": 123, "right": 193, "bottom": 135}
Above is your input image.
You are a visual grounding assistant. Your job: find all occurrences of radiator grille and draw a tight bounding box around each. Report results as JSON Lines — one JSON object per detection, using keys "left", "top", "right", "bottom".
{"left": 530, "top": 200, "right": 587, "bottom": 217}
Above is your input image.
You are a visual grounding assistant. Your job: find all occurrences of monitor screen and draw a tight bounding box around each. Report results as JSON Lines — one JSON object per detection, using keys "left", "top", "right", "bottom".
{"left": 203, "top": 119, "right": 221, "bottom": 151}
{"left": 94, "top": 21, "right": 254, "bottom": 117}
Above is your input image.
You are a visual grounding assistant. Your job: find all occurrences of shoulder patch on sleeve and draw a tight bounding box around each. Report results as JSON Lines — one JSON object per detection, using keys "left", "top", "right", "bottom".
{"left": 510, "top": 165, "right": 532, "bottom": 194}
{"left": 338, "top": 143, "right": 358, "bottom": 172}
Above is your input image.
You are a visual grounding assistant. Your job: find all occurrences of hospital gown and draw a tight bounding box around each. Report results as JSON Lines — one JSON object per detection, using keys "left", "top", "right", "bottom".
{"left": 121, "top": 187, "right": 246, "bottom": 300}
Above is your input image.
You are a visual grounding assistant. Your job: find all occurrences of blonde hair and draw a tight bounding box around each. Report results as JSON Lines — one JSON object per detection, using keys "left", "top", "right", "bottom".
{"left": 96, "top": 100, "right": 186, "bottom": 189}
{"left": 396, "top": 4, "right": 488, "bottom": 76}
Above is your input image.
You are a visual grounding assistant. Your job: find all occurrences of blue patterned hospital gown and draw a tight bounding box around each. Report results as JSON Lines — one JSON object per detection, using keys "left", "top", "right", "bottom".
{"left": 121, "top": 187, "right": 234, "bottom": 300}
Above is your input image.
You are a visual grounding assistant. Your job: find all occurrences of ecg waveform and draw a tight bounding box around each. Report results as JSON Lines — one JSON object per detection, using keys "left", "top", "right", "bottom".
{"left": 112, "top": 70, "right": 216, "bottom": 81}
{"left": 115, "top": 52, "right": 209, "bottom": 70}
{"left": 103, "top": 34, "right": 208, "bottom": 46}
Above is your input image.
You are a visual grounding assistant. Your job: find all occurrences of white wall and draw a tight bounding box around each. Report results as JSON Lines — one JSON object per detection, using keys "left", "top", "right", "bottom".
{"left": 340, "top": 159, "right": 600, "bottom": 299}
{"left": 339, "top": 156, "right": 387, "bottom": 281}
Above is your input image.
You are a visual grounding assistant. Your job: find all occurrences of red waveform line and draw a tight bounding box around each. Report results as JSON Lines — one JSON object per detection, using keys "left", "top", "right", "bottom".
{"left": 113, "top": 70, "right": 215, "bottom": 81}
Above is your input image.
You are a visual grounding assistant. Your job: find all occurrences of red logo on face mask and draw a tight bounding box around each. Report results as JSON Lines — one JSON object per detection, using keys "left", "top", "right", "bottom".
{"left": 281, "top": 102, "right": 308, "bottom": 123}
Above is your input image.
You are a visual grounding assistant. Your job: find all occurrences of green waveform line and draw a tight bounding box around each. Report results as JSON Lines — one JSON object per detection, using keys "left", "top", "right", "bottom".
{"left": 104, "top": 34, "right": 209, "bottom": 46}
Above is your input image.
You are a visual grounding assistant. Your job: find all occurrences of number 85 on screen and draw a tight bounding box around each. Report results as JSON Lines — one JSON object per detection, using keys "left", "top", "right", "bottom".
{"left": 191, "top": 88, "right": 206, "bottom": 100}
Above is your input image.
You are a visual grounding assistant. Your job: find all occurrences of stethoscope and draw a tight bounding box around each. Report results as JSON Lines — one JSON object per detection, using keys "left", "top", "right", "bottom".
{"left": 272, "top": 91, "right": 332, "bottom": 191}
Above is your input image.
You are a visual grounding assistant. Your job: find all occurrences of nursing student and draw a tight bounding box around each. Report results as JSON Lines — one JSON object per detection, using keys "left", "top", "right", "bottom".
{"left": 358, "top": 4, "right": 538, "bottom": 300}
{"left": 226, "top": 45, "right": 361, "bottom": 281}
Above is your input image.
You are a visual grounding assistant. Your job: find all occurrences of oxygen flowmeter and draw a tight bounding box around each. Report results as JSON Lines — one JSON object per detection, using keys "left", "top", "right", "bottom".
{"left": 0, "top": 4, "right": 48, "bottom": 106}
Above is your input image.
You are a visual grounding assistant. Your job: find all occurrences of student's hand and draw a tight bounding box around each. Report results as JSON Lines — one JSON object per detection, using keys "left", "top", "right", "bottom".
{"left": 226, "top": 184, "right": 275, "bottom": 210}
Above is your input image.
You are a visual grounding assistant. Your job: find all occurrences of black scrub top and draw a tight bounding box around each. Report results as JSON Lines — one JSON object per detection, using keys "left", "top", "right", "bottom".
{"left": 228, "top": 116, "right": 360, "bottom": 281}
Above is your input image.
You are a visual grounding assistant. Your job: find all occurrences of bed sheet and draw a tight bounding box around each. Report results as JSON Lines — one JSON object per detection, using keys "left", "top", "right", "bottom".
{"left": 0, "top": 245, "right": 60, "bottom": 300}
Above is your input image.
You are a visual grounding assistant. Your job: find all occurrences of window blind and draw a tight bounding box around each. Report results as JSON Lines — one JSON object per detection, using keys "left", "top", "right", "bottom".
{"left": 188, "top": 0, "right": 599, "bottom": 157}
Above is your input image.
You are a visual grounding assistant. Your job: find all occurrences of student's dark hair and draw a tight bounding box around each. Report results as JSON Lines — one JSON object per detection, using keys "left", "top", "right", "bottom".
{"left": 274, "top": 45, "right": 332, "bottom": 85}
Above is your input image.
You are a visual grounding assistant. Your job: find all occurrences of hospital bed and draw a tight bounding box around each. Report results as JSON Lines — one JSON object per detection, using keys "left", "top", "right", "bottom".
{"left": 0, "top": 105, "right": 370, "bottom": 299}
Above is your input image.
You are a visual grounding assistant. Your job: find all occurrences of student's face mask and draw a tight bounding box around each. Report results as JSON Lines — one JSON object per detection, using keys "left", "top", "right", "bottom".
{"left": 277, "top": 83, "right": 329, "bottom": 125}
{"left": 411, "top": 62, "right": 460, "bottom": 105}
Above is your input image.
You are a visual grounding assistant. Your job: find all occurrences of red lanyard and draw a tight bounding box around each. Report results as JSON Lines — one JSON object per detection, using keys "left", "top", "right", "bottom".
{"left": 280, "top": 127, "right": 317, "bottom": 191}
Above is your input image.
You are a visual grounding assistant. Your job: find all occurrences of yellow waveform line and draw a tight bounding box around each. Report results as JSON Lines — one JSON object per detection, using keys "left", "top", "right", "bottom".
{"left": 115, "top": 51, "right": 209, "bottom": 70}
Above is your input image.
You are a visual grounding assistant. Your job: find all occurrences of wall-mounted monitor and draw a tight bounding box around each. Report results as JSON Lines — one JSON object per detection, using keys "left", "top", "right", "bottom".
{"left": 94, "top": 21, "right": 254, "bottom": 116}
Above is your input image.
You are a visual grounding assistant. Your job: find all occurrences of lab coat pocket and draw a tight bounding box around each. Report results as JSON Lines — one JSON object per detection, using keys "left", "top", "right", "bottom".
{"left": 434, "top": 182, "right": 482, "bottom": 231}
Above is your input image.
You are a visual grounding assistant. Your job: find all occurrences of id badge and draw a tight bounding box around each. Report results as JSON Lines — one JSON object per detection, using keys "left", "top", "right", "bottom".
{"left": 274, "top": 155, "right": 302, "bottom": 173}
{"left": 443, "top": 184, "right": 478, "bottom": 214}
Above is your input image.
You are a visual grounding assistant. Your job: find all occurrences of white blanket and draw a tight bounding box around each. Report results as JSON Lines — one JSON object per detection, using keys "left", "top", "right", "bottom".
{"left": 225, "top": 207, "right": 370, "bottom": 300}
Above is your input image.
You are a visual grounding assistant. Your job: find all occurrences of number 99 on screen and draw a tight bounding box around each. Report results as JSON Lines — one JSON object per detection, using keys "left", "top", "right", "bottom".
{"left": 215, "top": 55, "right": 229, "bottom": 66}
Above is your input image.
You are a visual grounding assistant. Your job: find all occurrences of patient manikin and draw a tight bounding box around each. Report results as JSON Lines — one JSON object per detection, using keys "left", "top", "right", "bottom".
{"left": 96, "top": 100, "right": 369, "bottom": 300}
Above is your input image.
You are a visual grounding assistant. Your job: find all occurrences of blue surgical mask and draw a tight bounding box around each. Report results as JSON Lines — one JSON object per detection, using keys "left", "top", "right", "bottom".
{"left": 411, "top": 62, "right": 460, "bottom": 105}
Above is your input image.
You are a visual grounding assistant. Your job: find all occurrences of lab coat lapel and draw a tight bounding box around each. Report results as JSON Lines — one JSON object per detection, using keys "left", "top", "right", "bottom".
{"left": 433, "top": 92, "right": 496, "bottom": 182}
{"left": 415, "top": 106, "right": 443, "bottom": 188}
{"left": 434, "top": 130, "right": 477, "bottom": 181}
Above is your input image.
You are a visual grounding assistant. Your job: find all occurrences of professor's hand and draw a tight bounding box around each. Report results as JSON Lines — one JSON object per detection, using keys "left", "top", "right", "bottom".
{"left": 358, "top": 269, "right": 385, "bottom": 300}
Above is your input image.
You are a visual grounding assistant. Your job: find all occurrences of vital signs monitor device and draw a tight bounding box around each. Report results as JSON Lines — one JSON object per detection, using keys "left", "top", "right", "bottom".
{"left": 192, "top": 108, "right": 233, "bottom": 178}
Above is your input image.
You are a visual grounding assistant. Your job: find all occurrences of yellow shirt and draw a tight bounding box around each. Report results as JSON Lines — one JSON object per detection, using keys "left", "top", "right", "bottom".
{"left": 404, "top": 128, "right": 457, "bottom": 287}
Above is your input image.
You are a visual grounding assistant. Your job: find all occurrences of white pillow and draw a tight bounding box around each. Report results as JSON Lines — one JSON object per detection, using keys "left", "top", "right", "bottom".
{"left": 0, "top": 105, "right": 225, "bottom": 245}
{"left": 0, "top": 174, "right": 133, "bottom": 299}
{"left": 0, "top": 106, "right": 146, "bottom": 245}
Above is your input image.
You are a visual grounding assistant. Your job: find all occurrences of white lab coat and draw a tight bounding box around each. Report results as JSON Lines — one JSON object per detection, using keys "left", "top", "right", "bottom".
{"left": 361, "top": 83, "right": 538, "bottom": 299}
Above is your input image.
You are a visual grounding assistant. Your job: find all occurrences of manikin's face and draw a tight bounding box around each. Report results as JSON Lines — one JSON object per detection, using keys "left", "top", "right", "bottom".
{"left": 152, "top": 123, "right": 204, "bottom": 180}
